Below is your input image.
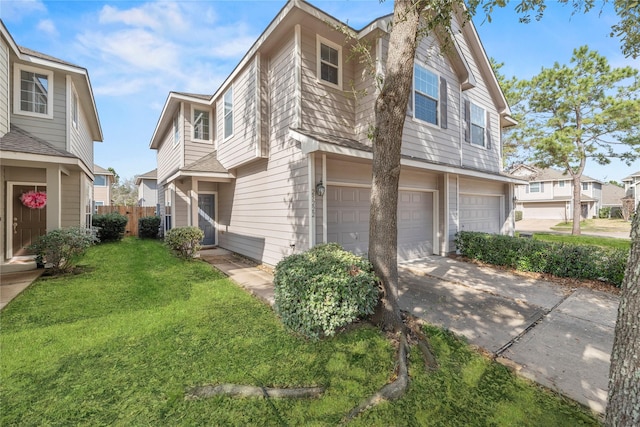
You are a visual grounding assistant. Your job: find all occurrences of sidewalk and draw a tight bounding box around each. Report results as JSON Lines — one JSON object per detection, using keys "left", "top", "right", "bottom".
{"left": 200, "top": 250, "right": 618, "bottom": 414}
{"left": 0, "top": 270, "right": 43, "bottom": 310}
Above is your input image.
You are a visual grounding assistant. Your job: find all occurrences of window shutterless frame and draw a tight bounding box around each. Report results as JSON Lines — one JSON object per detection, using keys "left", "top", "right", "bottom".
{"left": 316, "top": 35, "right": 342, "bottom": 89}
{"left": 14, "top": 63, "right": 54, "bottom": 119}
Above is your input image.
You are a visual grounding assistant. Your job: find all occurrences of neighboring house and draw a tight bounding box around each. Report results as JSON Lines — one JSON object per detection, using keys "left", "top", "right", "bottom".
{"left": 135, "top": 168, "right": 157, "bottom": 208}
{"left": 93, "top": 164, "right": 114, "bottom": 209}
{"left": 0, "top": 20, "right": 102, "bottom": 270}
{"left": 149, "top": 0, "right": 523, "bottom": 266}
{"left": 511, "top": 165, "right": 603, "bottom": 220}
{"left": 600, "top": 183, "right": 626, "bottom": 217}
{"left": 622, "top": 170, "right": 640, "bottom": 202}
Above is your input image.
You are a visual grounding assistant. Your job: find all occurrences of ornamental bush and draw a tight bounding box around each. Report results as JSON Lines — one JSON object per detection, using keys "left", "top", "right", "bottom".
{"left": 28, "top": 227, "right": 98, "bottom": 274}
{"left": 92, "top": 212, "right": 128, "bottom": 242}
{"left": 138, "top": 216, "right": 161, "bottom": 239}
{"left": 455, "top": 231, "right": 629, "bottom": 287}
{"left": 274, "top": 243, "right": 380, "bottom": 339}
{"left": 164, "top": 226, "right": 204, "bottom": 259}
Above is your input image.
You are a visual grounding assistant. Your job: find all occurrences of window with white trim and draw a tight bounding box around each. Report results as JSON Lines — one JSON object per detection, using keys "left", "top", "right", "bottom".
{"left": 173, "top": 114, "right": 180, "bottom": 146}
{"left": 317, "top": 35, "right": 342, "bottom": 88}
{"left": 529, "top": 182, "right": 543, "bottom": 193}
{"left": 582, "top": 182, "right": 589, "bottom": 190}
{"left": 94, "top": 175, "right": 107, "bottom": 186}
{"left": 559, "top": 180, "right": 566, "bottom": 187}
{"left": 94, "top": 200, "right": 104, "bottom": 214}
{"left": 223, "top": 87, "right": 233, "bottom": 139}
{"left": 14, "top": 64, "right": 53, "bottom": 118}
{"left": 164, "top": 188, "right": 172, "bottom": 232}
{"left": 470, "top": 103, "right": 486, "bottom": 147}
{"left": 413, "top": 64, "right": 439, "bottom": 125}
{"left": 192, "top": 107, "right": 211, "bottom": 142}
{"left": 72, "top": 90, "right": 79, "bottom": 129}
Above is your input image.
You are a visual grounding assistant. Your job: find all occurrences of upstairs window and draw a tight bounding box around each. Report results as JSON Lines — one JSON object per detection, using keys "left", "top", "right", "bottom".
{"left": 94, "top": 175, "right": 107, "bottom": 186}
{"left": 559, "top": 180, "right": 566, "bottom": 187}
{"left": 317, "top": 35, "right": 342, "bottom": 88}
{"left": 193, "top": 108, "right": 210, "bottom": 142}
{"left": 413, "top": 64, "right": 439, "bottom": 125}
{"left": 173, "top": 114, "right": 180, "bottom": 146}
{"left": 14, "top": 64, "right": 53, "bottom": 118}
{"left": 528, "top": 182, "right": 544, "bottom": 193}
{"left": 470, "top": 103, "right": 486, "bottom": 147}
{"left": 72, "top": 90, "right": 79, "bottom": 129}
{"left": 224, "top": 87, "right": 233, "bottom": 139}
{"left": 582, "top": 182, "right": 589, "bottom": 191}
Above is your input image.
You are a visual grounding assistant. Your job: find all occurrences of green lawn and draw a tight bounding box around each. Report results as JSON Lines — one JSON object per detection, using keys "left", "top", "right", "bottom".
{"left": 533, "top": 233, "right": 631, "bottom": 250}
{"left": 0, "top": 238, "right": 599, "bottom": 426}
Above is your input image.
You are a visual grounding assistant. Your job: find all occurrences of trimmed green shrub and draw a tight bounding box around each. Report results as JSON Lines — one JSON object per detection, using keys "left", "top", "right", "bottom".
{"left": 164, "top": 226, "right": 204, "bottom": 259}
{"left": 138, "top": 216, "right": 161, "bottom": 239}
{"left": 92, "top": 212, "right": 128, "bottom": 242}
{"left": 455, "top": 231, "right": 629, "bottom": 287}
{"left": 515, "top": 210, "right": 523, "bottom": 221}
{"left": 598, "top": 207, "right": 611, "bottom": 218}
{"left": 274, "top": 243, "right": 380, "bottom": 339}
{"left": 28, "top": 227, "right": 98, "bottom": 274}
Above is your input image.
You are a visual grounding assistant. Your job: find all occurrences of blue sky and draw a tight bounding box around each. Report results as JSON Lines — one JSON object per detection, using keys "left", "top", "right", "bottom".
{"left": 1, "top": 0, "right": 638, "bottom": 182}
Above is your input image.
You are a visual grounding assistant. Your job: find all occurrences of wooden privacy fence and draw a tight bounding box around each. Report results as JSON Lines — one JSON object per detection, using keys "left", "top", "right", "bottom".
{"left": 96, "top": 206, "right": 157, "bottom": 237}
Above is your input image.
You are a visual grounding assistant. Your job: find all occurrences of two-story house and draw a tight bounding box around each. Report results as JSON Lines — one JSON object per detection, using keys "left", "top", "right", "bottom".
{"left": 93, "top": 164, "right": 114, "bottom": 209}
{"left": 0, "top": 20, "right": 103, "bottom": 270}
{"left": 135, "top": 168, "right": 157, "bottom": 208}
{"left": 149, "top": 0, "right": 522, "bottom": 266}
{"left": 622, "top": 170, "right": 639, "bottom": 204}
{"left": 511, "top": 164, "right": 602, "bottom": 220}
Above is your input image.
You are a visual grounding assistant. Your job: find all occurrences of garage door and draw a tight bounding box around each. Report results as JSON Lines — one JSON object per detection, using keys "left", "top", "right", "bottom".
{"left": 327, "top": 187, "right": 434, "bottom": 261}
{"left": 523, "top": 202, "right": 566, "bottom": 220}
{"left": 460, "top": 194, "right": 501, "bottom": 234}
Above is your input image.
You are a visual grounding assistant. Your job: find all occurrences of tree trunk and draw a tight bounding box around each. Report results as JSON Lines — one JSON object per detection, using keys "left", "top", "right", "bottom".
{"left": 369, "top": 0, "right": 426, "bottom": 332}
{"left": 572, "top": 174, "right": 582, "bottom": 235}
{"left": 605, "top": 202, "right": 640, "bottom": 426}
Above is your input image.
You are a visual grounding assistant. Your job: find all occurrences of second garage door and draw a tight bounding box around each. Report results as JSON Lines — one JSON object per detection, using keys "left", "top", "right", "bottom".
{"left": 522, "top": 202, "right": 566, "bottom": 220}
{"left": 460, "top": 194, "right": 502, "bottom": 234}
{"left": 327, "top": 186, "right": 434, "bottom": 261}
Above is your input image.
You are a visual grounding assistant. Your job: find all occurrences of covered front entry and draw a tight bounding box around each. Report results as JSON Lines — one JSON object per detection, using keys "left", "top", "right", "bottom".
{"left": 460, "top": 194, "right": 502, "bottom": 233}
{"left": 326, "top": 186, "right": 435, "bottom": 261}
{"left": 198, "top": 194, "right": 216, "bottom": 246}
{"left": 10, "top": 184, "right": 47, "bottom": 257}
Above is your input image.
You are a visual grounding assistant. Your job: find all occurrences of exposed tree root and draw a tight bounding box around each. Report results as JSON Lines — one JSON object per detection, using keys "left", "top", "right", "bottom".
{"left": 343, "top": 332, "right": 410, "bottom": 422}
{"left": 185, "top": 384, "right": 324, "bottom": 400}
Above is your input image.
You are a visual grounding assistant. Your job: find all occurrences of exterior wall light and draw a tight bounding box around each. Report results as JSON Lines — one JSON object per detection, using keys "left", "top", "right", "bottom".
{"left": 316, "top": 180, "right": 326, "bottom": 197}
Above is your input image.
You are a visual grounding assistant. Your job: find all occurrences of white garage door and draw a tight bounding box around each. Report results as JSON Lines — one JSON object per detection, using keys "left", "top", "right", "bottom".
{"left": 460, "top": 194, "right": 501, "bottom": 234}
{"left": 327, "top": 187, "right": 434, "bottom": 261}
{"left": 523, "top": 202, "right": 566, "bottom": 220}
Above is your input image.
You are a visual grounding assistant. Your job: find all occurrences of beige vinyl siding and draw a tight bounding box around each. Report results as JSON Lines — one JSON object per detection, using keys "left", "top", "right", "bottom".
{"left": 69, "top": 85, "right": 94, "bottom": 171}
{"left": 216, "top": 59, "right": 259, "bottom": 169}
{"left": 11, "top": 67, "right": 67, "bottom": 149}
{"left": 300, "top": 29, "right": 355, "bottom": 137}
{"left": 217, "top": 36, "right": 309, "bottom": 266}
{"left": 156, "top": 124, "right": 182, "bottom": 184}
{"left": 455, "top": 22, "right": 502, "bottom": 173}
{"left": 139, "top": 179, "right": 158, "bottom": 207}
{"left": 353, "top": 39, "right": 376, "bottom": 146}
{"left": 93, "top": 179, "right": 110, "bottom": 205}
{"left": 173, "top": 180, "right": 191, "bottom": 227}
{"left": 184, "top": 103, "right": 215, "bottom": 166}
{"left": 401, "top": 32, "right": 461, "bottom": 166}
{"left": 448, "top": 175, "right": 459, "bottom": 251}
{"left": 61, "top": 171, "right": 81, "bottom": 227}
{"left": 0, "top": 40, "right": 8, "bottom": 135}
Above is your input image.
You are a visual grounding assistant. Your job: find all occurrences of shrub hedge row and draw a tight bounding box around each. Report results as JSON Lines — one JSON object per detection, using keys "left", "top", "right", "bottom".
{"left": 92, "top": 213, "right": 128, "bottom": 242}
{"left": 455, "top": 231, "right": 628, "bottom": 287}
{"left": 138, "top": 216, "right": 161, "bottom": 239}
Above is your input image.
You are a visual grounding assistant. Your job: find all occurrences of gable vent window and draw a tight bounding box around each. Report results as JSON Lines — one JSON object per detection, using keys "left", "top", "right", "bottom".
{"left": 413, "top": 64, "right": 439, "bottom": 126}
{"left": 316, "top": 35, "right": 342, "bottom": 89}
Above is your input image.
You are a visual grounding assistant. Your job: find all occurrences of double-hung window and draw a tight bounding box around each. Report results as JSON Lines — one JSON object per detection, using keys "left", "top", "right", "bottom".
{"left": 529, "top": 182, "right": 543, "bottom": 193}
{"left": 14, "top": 64, "right": 53, "bottom": 118}
{"left": 582, "top": 182, "right": 589, "bottom": 191}
{"left": 224, "top": 87, "right": 233, "bottom": 139}
{"left": 470, "top": 103, "right": 486, "bottom": 147}
{"left": 317, "top": 35, "right": 342, "bottom": 88}
{"left": 173, "top": 115, "right": 180, "bottom": 146}
{"left": 94, "top": 175, "right": 107, "bottom": 186}
{"left": 413, "top": 64, "right": 439, "bottom": 125}
{"left": 193, "top": 108, "right": 210, "bottom": 142}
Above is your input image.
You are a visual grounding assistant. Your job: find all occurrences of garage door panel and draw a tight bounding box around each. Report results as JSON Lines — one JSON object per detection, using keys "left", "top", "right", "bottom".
{"left": 523, "top": 202, "right": 565, "bottom": 220}
{"left": 327, "top": 187, "right": 434, "bottom": 261}
{"left": 460, "top": 195, "right": 501, "bottom": 233}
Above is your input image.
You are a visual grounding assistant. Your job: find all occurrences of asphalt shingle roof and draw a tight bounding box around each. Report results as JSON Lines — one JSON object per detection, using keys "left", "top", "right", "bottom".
{"left": 0, "top": 125, "right": 76, "bottom": 158}
{"left": 182, "top": 152, "right": 228, "bottom": 173}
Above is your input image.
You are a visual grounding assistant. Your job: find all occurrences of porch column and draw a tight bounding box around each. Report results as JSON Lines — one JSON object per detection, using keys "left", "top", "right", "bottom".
{"left": 46, "top": 165, "right": 62, "bottom": 230}
{"left": 190, "top": 177, "right": 198, "bottom": 228}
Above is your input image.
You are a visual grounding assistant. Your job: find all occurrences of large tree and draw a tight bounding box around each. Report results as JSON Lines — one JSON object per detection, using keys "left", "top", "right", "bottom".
{"left": 515, "top": 47, "right": 639, "bottom": 234}
{"left": 606, "top": 201, "right": 640, "bottom": 426}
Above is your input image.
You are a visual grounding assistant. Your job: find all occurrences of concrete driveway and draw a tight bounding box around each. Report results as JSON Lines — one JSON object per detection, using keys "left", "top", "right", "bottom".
{"left": 516, "top": 218, "right": 631, "bottom": 239}
{"left": 399, "top": 256, "right": 618, "bottom": 414}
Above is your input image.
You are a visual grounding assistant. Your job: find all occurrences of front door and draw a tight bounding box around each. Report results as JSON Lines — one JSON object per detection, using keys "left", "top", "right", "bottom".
{"left": 198, "top": 194, "right": 215, "bottom": 246}
{"left": 12, "top": 185, "right": 47, "bottom": 256}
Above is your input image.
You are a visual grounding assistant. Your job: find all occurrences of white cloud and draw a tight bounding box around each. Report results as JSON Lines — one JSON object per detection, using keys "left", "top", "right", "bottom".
{"left": 36, "top": 19, "right": 57, "bottom": 36}
{"left": 0, "top": 0, "right": 46, "bottom": 21}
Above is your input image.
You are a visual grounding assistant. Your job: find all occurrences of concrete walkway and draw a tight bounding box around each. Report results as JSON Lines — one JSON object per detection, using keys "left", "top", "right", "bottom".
{"left": 0, "top": 270, "right": 43, "bottom": 310}
{"left": 200, "top": 249, "right": 618, "bottom": 414}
